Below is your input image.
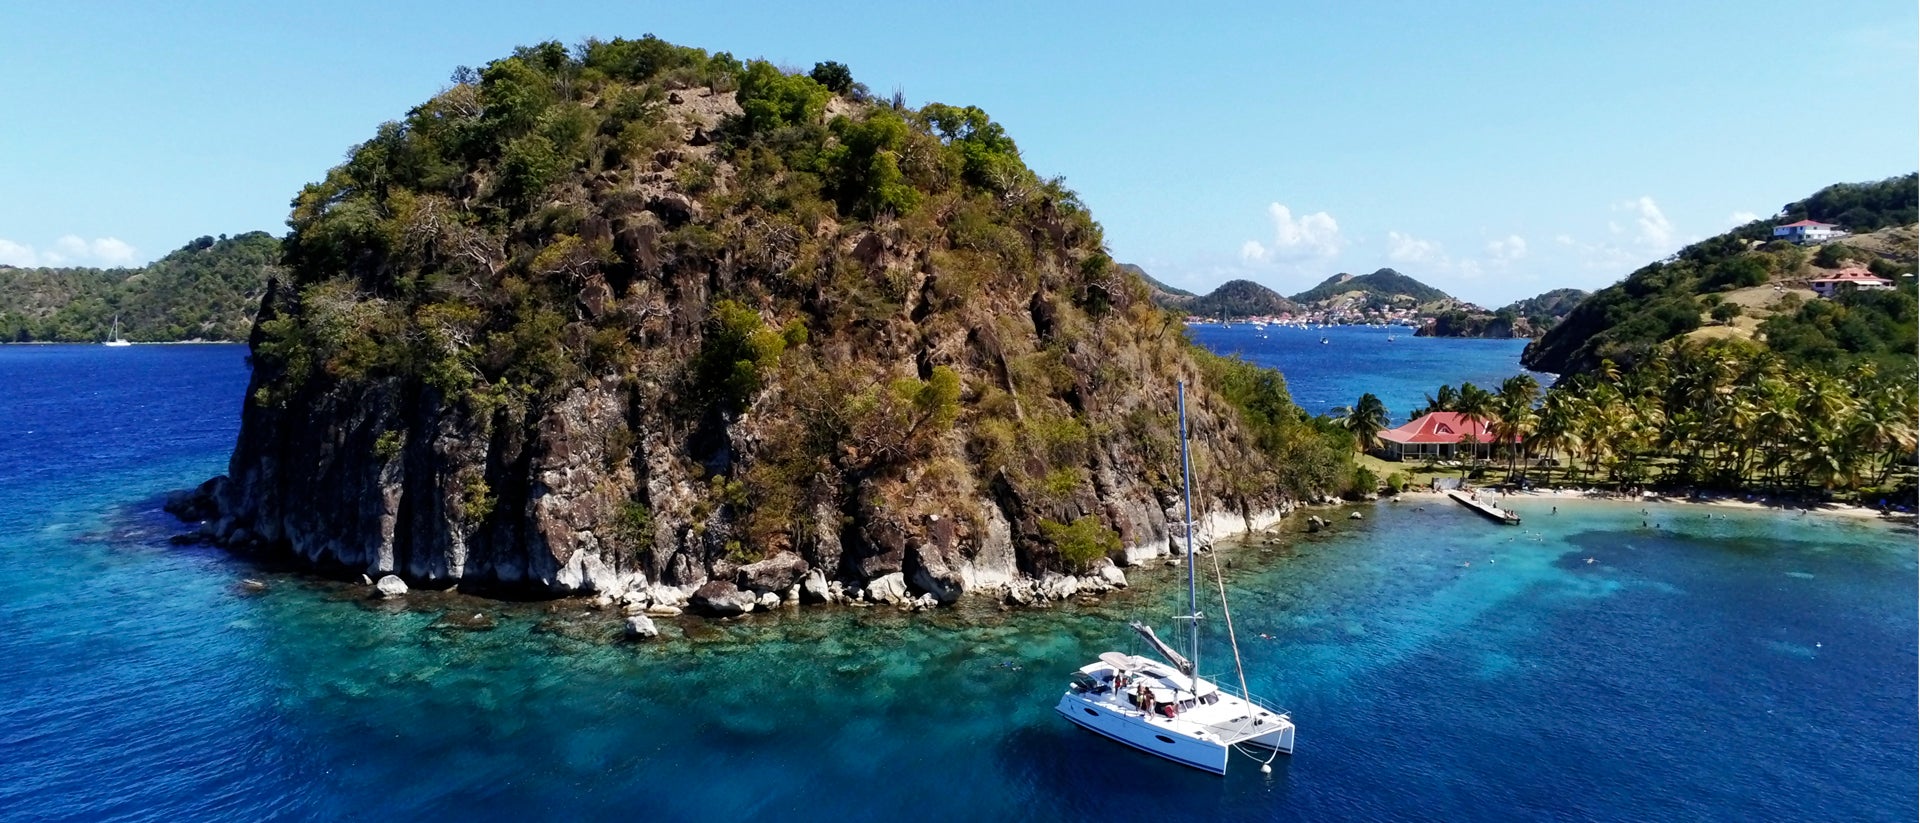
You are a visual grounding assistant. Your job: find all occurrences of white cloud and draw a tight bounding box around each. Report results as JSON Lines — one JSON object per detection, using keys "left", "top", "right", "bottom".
{"left": 90, "top": 237, "right": 138, "bottom": 265}
{"left": 0, "top": 239, "right": 38, "bottom": 266}
{"left": 1387, "top": 231, "right": 1442, "bottom": 264}
{"left": 1241, "top": 202, "right": 1343, "bottom": 263}
{"left": 0, "top": 236, "right": 140, "bottom": 267}
{"left": 1727, "top": 211, "right": 1760, "bottom": 227}
{"left": 1485, "top": 234, "right": 1528, "bottom": 262}
{"left": 1615, "top": 196, "right": 1673, "bottom": 250}
{"left": 1380, "top": 230, "right": 1523, "bottom": 282}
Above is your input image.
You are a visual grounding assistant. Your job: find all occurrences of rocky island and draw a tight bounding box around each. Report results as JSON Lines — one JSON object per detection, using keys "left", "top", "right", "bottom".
{"left": 169, "top": 38, "right": 1356, "bottom": 615}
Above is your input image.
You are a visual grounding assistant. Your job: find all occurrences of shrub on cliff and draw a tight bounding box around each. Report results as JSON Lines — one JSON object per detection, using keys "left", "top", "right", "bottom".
{"left": 1040, "top": 516, "right": 1121, "bottom": 571}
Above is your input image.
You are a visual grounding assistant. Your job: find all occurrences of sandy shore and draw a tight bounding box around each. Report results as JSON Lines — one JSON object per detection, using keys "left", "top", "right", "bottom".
{"left": 1391, "top": 487, "right": 1908, "bottom": 522}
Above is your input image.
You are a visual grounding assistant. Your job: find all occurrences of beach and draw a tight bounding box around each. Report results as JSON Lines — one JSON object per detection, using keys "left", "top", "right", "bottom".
{"left": 1391, "top": 488, "right": 1905, "bottom": 522}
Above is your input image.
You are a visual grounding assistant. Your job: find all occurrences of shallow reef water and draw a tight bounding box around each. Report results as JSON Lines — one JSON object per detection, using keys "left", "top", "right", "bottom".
{"left": 1, "top": 344, "right": 1912, "bottom": 822}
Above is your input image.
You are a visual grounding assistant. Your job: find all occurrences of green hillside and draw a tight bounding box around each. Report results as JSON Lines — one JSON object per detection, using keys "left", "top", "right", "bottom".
{"left": 0, "top": 232, "right": 281, "bottom": 342}
{"left": 1500, "top": 288, "right": 1588, "bottom": 321}
{"left": 1522, "top": 174, "right": 1917, "bottom": 377}
{"left": 1418, "top": 287, "right": 1591, "bottom": 339}
{"left": 1290, "top": 268, "right": 1450, "bottom": 306}
{"left": 1186, "top": 279, "right": 1297, "bottom": 317}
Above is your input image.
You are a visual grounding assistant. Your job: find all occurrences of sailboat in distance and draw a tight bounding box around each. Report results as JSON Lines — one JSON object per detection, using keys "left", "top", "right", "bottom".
{"left": 103, "top": 316, "right": 132, "bottom": 347}
{"left": 1054, "top": 381, "right": 1294, "bottom": 774}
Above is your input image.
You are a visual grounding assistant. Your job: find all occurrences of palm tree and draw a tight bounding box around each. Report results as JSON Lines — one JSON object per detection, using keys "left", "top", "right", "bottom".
{"left": 1850, "top": 380, "right": 1919, "bottom": 486}
{"left": 1332, "top": 393, "right": 1391, "bottom": 454}
{"left": 1418, "top": 384, "right": 1459, "bottom": 417}
{"left": 1492, "top": 375, "right": 1541, "bottom": 481}
{"left": 1534, "top": 388, "right": 1581, "bottom": 482}
{"left": 1454, "top": 382, "right": 1497, "bottom": 462}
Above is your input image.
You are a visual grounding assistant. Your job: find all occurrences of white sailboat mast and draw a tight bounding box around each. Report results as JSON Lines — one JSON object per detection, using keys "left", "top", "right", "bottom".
{"left": 1177, "top": 381, "right": 1200, "bottom": 677}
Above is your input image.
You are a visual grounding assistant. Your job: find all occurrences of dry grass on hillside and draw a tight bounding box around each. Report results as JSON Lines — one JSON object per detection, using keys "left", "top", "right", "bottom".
{"left": 1835, "top": 224, "right": 1918, "bottom": 263}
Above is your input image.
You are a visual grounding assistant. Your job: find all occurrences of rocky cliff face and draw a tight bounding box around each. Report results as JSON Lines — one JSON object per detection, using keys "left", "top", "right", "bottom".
{"left": 171, "top": 39, "right": 1327, "bottom": 611}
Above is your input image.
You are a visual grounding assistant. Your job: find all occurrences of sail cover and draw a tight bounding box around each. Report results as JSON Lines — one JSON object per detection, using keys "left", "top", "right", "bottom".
{"left": 1129, "top": 621, "right": 1194, "bottom": 675}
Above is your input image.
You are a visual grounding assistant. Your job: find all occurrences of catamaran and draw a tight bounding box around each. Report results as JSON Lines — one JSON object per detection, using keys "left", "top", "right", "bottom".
{"left": 1054, "top": 381, "right": 1295, "bottom": 775}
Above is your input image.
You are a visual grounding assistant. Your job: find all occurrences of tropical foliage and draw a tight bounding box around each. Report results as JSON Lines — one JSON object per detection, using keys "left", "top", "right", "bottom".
{"left": 0, "top": 232, "right": 280, "bottom": 342}
{"left": 1423, "top": 338, "right": 1917, "bottom": 498}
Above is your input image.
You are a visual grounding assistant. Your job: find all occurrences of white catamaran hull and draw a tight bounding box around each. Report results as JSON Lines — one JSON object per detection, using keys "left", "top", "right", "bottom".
{"left": 1054, "top": 656, "right": 1294, "bottom": 775}
{"left": 1056, "top": 694, "right": 1233, "bottom": 774}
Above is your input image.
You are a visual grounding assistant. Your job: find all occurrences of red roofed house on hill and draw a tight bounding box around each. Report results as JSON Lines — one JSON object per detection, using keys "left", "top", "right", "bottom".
{"left": 1808, "top": 267, "right": 1895, "bottom": 299}
{"left": 1376, "top": 411, "right": 1512, "bottom": 461}
{"left": 1772, "top": 219, "right": 1847, "bottom": 244}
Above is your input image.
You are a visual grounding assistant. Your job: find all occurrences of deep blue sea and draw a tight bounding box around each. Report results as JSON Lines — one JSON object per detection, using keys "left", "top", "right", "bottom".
{"left": 1186, "top": 323, "right": 1550, "bottom": 421}
{"left": 2, "top": 343, "right": 1913, "bottom": 822}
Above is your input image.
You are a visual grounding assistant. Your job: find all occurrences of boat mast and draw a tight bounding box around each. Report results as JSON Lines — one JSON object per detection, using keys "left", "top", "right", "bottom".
{"left": 1177, "top": 381, "right": 1199, "bottom": 678}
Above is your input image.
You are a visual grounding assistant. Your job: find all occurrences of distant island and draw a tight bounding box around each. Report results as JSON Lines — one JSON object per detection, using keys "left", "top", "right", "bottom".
{"left": 1416, "top": 288, "right": 1590, "bottom": 339}
{"left": 1140, "top": 264, "right": 1578, "bottom": 337}
{"left": 0, "top": 232, "right": 279, "bottom": 342}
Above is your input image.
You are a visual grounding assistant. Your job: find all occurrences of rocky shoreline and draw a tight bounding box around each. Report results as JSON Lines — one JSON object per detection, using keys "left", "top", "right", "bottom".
{"left": 166, "top": 476, "right": 1304, "bottom": 621}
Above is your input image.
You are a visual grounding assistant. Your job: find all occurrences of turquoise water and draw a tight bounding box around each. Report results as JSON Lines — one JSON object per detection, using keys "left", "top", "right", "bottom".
{"left": 1187, "top": 323, "right": 1550, "bottom": 421}
{"left": 1, "top": 345, "right": 1914, "bottom": 821}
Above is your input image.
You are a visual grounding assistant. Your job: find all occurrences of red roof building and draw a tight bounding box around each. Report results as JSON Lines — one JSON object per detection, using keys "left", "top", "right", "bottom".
{"left": 1809, "top": 267, "right": 1894, "bottom": 298}
{"left": 1376, "top": 412, "right": 1510, "bottom": 461}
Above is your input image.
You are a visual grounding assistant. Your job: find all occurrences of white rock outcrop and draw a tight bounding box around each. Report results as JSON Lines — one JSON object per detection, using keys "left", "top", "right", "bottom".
{"left": 374, "top": 574, "right": 408, "bottom": 598}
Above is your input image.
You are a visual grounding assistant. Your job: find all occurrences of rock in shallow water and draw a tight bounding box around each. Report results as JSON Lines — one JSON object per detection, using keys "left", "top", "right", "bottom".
{"left": 690, "top": 581, "right": 756, "bottom": 616}
{"left": 374, "top": 575, "right": 408, "bottom": 598}
{"left": 624, "top": 614, "right": 659, "bottom": 639}
{"left": 866, "top": 572, "right": 907, "bottom": 605}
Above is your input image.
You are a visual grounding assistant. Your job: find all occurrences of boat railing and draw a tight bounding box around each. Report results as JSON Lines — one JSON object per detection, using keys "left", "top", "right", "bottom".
{"left": 1198, "top": 675, "right": 1290, "bottom": 719}
{"left": 1238, "top": 690, "right": 1292, "bottom": 720}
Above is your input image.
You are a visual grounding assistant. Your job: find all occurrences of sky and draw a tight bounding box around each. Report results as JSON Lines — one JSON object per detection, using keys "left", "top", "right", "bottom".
{"left": 1, "top": 1, "right": 1914, "bottom": 305}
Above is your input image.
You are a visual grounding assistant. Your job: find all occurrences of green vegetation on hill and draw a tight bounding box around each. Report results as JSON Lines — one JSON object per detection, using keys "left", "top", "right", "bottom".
{"left": 230, "top": 35, "right": 1350, "bottom": 587}
{"left": 0, "top": 232, "right": 280, "bottom": 342}
{"left": 1500, "top": 288, "right": 1587, "bottom": 324}
{"left": 1185, "top": 279, "right": 1297, "bottom": 318}
{"left": 1780, "top": 174, "right": 1919, "bottom": 231}
{"left": 1523, "top": 174, "right": 1917, "bottom": 377}
{"left": 1418, "top": 288, "right": 1590, "bottom": 339}
{"left": 1290, "top": 268, "right": 1449, "bottom": 306}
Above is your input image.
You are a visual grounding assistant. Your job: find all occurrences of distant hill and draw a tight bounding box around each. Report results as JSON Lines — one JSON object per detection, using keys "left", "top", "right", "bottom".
{"left": 1417, "top": 287, "right": 1591, "bottom": 339}
{"left": 1117, "top": 263, "right": 1195, "bottom": 298}
{"left": 1290, "top": 268, "right": 1451, "bottom": 308}
{"left": 1522, "top": 173, "right": 1917, "bottom": 377}
{"left": 1186, "top": 279, "right": 1298, "bottom": 317}
{"left": 0, "top": 232, "right": 281, "bottom": 342}
{"left": 1501, "top": 288, "right": 1588, "bottom": 320}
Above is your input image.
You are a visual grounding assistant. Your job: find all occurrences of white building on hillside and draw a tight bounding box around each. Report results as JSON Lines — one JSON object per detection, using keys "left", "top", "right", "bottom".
{"left": 1773, "top": 219, "right": 1847, "bottom": 244}
{"left": 1809, "top": 268, "right": 1894, "bottom": 298}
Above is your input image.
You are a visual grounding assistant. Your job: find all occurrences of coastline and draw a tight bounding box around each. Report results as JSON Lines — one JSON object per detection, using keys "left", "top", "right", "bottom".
{"left": 0, "top": 339, "right": 243, "bottom": 346}
{"left": 1392, "top": 487, "right": 1909, "bottom": 523}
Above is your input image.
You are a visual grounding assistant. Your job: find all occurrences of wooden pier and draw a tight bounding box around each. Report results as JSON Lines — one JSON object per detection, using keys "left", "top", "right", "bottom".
{"left": 1446, "top": 489, "right": 1522, "bottom": 525}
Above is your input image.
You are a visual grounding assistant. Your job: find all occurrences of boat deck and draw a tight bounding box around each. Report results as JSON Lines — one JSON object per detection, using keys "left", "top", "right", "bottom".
{"left": 1072, "top": 657, "right": 1291, "bottom": 748}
